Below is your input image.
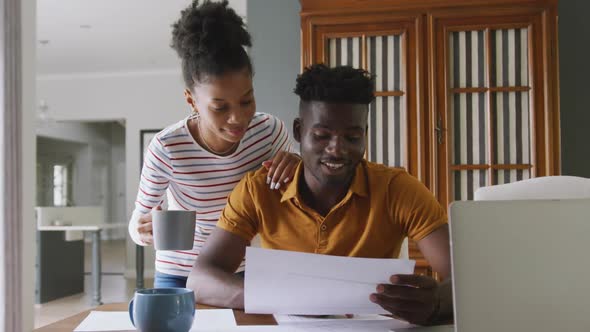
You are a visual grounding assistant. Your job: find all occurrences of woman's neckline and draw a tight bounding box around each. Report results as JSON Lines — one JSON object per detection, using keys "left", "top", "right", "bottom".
{"left": 183, "top": 115, "right": 244, "bottom": 159}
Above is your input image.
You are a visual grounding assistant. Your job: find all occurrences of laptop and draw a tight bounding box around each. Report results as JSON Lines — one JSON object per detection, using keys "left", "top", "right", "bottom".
{"left": 449, "top": 199, "right": 590, "bottom": 332}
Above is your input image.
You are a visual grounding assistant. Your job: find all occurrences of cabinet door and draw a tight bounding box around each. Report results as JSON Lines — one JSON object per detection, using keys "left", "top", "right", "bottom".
{"left": 431, "top": 10, "right": 559, "bottom": 206}
{"left": 303, "top": 15, "right": 425, "bottom": 178}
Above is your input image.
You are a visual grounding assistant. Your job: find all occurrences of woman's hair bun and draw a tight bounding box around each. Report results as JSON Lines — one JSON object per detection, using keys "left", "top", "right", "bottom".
{"left": 171, "top": 0, "right": 251, "bottom": 60}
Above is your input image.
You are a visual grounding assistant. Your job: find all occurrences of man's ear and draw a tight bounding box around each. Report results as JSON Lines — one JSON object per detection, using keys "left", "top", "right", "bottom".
{"left": 293, "top": 118, "right": 302, "bottom": 143}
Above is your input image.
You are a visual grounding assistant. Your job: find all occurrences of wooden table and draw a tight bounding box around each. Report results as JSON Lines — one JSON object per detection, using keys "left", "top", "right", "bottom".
{"left": 34, "top": 303, "right": 454, "bottom": 332}
{"left": 34, "top": 303, "right": 277, "bottom": 331}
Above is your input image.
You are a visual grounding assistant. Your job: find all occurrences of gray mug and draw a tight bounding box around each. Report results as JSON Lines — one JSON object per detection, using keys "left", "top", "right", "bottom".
{"left": 128, "top": 288, "right": 195, "bottom": 332}
{"left": 152, "top": 210, "right": 196, "bottom": 250}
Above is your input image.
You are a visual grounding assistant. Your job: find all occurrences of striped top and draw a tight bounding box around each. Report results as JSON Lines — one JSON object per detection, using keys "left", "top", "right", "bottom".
{"left": 128, "top": 112, "right": 294, "bottom": 277}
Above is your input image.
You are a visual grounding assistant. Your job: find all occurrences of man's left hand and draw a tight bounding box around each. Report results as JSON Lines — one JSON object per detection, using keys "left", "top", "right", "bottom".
{"left": 370, "top": 274, "right": 440, "bottom": 326}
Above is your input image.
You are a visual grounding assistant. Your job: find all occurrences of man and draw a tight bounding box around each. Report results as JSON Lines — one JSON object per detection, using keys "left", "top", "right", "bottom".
{"left": 187, "top": 64, "right": 453, "bottom": 325}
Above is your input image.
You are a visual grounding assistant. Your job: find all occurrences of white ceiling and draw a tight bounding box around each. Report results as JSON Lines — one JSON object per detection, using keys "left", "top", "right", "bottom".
{"left": 37, "top": 0, "right": 247, "bottom": 76}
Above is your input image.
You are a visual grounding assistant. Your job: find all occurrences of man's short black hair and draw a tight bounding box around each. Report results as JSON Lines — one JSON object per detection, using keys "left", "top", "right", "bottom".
{"left": 171, "top": 0, "right": 252, "bottom": 87}
{"left": 294, "top": 64, "right": 375, "bottom": 105}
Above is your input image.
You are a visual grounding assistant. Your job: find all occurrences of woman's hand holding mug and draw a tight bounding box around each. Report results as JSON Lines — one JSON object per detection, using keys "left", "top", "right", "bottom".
{"left": 136, "top": 205, "right": 162, "bottom": 245}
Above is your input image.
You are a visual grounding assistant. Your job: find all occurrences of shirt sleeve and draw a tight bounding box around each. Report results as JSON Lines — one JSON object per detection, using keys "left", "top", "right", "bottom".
{"left": 267, "top": 114, "right": 297, "bottom": 156}
{"left": 389, "top": 172, "right": 448, "bottom": 241}
{"left": 128, "top": 134, "right": 172, "bottom": 246}
{"left": 216, "top": 172, "right": 259, "bottom": 242}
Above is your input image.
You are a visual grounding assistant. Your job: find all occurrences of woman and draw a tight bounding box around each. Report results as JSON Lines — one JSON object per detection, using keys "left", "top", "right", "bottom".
{"left": 128, "top": 0, "right": 299, "bottom": 288}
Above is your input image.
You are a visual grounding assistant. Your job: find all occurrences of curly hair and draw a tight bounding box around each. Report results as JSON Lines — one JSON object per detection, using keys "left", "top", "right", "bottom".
{"left": 171, "top": 0, "right": 252, "bottom": 87}
{"left": 294, "top": 64, "right": 375, "bottom": 104}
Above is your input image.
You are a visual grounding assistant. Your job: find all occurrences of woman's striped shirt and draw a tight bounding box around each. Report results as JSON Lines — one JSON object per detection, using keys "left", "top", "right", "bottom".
{"left": 128, "top": 112, "right": 293, "bottom": 277}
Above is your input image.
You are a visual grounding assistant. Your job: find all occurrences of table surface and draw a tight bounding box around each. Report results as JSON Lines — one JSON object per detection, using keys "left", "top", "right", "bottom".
{"left": 34, "top": 302, "right": 454, "bottom": 332}
{"left": 34, "top": 303, "right": 277, "bottom": 332}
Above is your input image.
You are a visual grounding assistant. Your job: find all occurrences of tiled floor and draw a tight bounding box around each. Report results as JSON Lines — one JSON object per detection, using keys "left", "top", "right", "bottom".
{"left": 34, "top": 239, "right": 153, "bottom": 329}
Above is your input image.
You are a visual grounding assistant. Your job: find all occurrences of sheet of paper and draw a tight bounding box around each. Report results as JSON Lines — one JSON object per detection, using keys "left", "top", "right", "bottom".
{"left": 274, "top": 314, "right": 414, "bottom": 330}
{"left": 280, "top": 319, "right": 412, "bottom": 331}
{"left": 275, "top": 315, "right": 414, "bottom": 331}
{"left": 74, "top": 309, "right": 237, "bottom": 332}
{"left": 274, "top": 314, "right": 393, "bottom": 324}
{"left": 212, "top": 327, "right": 294, "bottom": 332}
{"left": 73, "top": 311, "right": 135, "bottom": 331}
{"left": 200, "top": 319, "right": 428, "bottom": 332}
{"left": 245, "top": 247, "right": 415, "bottom": 315}
{"left": 191, "top": 309, "right": 237, "bottom": 331}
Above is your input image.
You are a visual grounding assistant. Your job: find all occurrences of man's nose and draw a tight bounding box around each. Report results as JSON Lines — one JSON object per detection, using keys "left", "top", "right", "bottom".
{"left": 325, "top": 136, "right": 346, "bottom": 156}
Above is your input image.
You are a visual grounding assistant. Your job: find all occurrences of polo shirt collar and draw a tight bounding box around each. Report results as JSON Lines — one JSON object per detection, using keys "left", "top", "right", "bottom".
{"left": 280, "top": 160, "right": 368, "bottom": 203}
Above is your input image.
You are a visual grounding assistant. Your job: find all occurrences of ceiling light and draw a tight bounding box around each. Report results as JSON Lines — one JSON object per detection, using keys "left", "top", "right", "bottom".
{"left": 80, "top": 24, "right": 92, "bottom": 29}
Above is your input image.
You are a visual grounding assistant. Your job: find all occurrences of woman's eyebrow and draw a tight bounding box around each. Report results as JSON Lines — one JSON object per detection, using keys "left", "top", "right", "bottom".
{"left": 211, "top": 89, "right": 253, "bottom": 102}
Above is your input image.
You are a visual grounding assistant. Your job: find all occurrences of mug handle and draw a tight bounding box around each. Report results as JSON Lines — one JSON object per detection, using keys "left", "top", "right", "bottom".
{"left": 128, "top": 299, "right": 135, "bottom": 327}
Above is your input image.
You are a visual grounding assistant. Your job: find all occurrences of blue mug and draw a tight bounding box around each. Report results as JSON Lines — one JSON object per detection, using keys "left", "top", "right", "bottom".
{"left": 128, "top": 288, "right": 195, "bottom": 332}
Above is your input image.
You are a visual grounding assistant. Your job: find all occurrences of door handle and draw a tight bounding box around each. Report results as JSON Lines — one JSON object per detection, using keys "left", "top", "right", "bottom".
{"left": 434, "top": 114, "right": 444, "bottom": 144}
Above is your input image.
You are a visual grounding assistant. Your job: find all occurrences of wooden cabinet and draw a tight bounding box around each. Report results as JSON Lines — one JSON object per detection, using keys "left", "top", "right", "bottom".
{"left": 300, "top": 0, "right": 560, "bottom": 276}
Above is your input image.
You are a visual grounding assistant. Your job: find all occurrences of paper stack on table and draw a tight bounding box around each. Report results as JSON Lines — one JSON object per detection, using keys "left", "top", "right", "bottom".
{"left": 245, "top": 247, "right": 415, "bottom": 315}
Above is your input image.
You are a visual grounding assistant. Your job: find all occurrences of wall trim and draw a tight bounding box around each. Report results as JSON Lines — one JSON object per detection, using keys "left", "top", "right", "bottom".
{"left": 1, "top": 0, "right": 23, "bottom": 330}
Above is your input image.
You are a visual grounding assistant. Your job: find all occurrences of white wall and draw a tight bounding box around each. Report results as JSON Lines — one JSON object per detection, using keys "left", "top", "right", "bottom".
{"left": 247, "top": 0, "right": 301, "bottom": 144}
{"left": 37, "top": 121, "right": 107, "bottom": 144}
{"left": 37, "top": 70, "right": 187, "bottom": 277}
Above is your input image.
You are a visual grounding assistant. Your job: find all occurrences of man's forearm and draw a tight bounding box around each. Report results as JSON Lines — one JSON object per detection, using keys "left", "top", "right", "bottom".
{"left": 433, "top": 278, "right": 454, "bottom": 324}
{"left": 186, "top": 264, "right": 245, "bottom": 309}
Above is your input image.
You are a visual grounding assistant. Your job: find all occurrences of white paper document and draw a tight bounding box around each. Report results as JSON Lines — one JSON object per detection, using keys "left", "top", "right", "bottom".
{"left": 200, "top": 320, "right": 434, "bottom": 332}
{"left": 74, "top": 309, "right": 236, "bottom": 332}
{"left": 245, "top": 247, "right": 415, "bottom": 315}
{"left": 274, "top": 314, "right": 414, "bottom": 330}
{"left": 73, "top": 311, "right": 134, "bottom": 331}
{"left": 191, "top": 309, "right": 237, "bottom": 331}
{"left": 274, "top": 314, "right": 393, "bottom": 324}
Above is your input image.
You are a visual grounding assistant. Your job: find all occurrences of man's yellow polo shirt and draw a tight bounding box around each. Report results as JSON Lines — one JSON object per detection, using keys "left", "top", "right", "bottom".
{"left": 218, "top": 160, "right": 447, "bottom": 258}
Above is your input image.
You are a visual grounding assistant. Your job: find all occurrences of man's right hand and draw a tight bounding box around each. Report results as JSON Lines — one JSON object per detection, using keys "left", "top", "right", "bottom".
{"left": 137, "top": 205, "right": 161, "bottom": 245}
